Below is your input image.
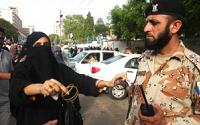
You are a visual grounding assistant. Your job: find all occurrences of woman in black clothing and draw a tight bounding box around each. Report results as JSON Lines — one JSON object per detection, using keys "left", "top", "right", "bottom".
{"left": 9, "top": 32, "right": 125, "bottom": 125}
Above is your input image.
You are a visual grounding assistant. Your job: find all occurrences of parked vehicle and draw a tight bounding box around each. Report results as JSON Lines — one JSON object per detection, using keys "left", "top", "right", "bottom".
{"left": 72, "top": 50, "right": 117, "bottom": 75}
{"left": 90, "top": 54, "right": 141, "bottom": 100}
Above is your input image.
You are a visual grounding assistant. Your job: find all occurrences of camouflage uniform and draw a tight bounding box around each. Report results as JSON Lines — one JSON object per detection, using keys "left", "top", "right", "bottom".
{"left": 126, "top": 42, "right": 200, "bottom": 125}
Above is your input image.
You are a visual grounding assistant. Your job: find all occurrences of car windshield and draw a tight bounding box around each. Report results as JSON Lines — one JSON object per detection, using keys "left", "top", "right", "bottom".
{"left": 102, "top": 55, "right": 125, "bottom": 64}
{"left": 73, "top": 51, "right": 88, "bottom": 62}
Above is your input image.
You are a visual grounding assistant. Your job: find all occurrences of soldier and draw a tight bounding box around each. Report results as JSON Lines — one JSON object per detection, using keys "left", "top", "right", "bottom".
{"left": 126, "top": 0, "right": 200, "bottom": 125}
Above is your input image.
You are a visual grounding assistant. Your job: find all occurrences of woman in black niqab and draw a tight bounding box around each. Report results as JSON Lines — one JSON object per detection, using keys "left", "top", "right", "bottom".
{"left": 9, "top": 31, "right": 122, "bottom": 125}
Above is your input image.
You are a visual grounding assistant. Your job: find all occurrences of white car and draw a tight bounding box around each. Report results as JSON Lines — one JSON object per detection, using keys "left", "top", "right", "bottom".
{"left": 90, "top": 54, "right": 141, "bottom": 100}
{"left": 73, "top": 50, "right": 117, "bottom": 75}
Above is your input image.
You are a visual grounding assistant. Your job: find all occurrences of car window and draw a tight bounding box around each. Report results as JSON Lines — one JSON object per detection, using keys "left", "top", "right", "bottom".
{"left": 103, "top": 52, "right": 114, "bottom": 60}
{"left": 73, "top": 51, "right": 88, "bottom": 63}
{"left": 82, "top": 53, "right": 100, "bottom": 64}
{"left": 102, "top": 55, "right": 125, "bottom": 64}
{"left": 125, "top": 58, "right": 138, "bottom": 69}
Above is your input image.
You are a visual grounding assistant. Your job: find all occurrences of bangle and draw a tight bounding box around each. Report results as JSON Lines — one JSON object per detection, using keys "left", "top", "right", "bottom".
{"left": 96, "top": 80, "right": 103, "bottom": 88}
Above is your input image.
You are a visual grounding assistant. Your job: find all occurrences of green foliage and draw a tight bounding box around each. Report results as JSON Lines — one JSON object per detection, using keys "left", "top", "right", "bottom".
{"left": 110, "top": 0, "right": 200, "bottom": 40}
{"left": 110, "top": 5, "right": 123, "bottom": 39}
{"left": 94, "top": 18, "right": 109, "bottom": 36}
{"left": 0, "top": 18, "right": 19, "bottom": 41}
{"left": 110, "top": 0, "right": 146, "bottom": 41}
{"left": 63, "top": 12, "right": 96, "bottom": 43}
{"left": 63, "top": 15, "right": 86, "bottom": 43}
{"left": 48, "top": 34, "right": 59, "bottom": 45}
{"left": 183, "top": 0, "right": 200, "bottom": 37}
{"left": 85, "top": 12, "right": 95, "bottom": 39}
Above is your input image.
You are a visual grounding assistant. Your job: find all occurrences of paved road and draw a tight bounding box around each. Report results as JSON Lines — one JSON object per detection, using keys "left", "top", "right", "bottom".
{"left": 79, "top": 93, "right": 129, "bottom": 125}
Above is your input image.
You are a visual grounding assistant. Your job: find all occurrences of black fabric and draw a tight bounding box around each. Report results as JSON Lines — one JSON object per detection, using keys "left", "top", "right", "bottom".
{"left": 145, "top": 0, "right": 185, "bottom": 20}
{"left": 64, "top": 102, "right": 83, "bottom": 125}
{"left": 17, "top": 32, "right": 50, "bottom": 62}
{"left": 26, "top": 46, "right": 59, "bottom": 82}
{"left": 24, "top": 32, "right": 50, "bottom": 50}
{"left": 10, "top": 63, "right": 99, "bottom": 125}
{"left": 9, "top": 31, "right": 99, "bottom": 125}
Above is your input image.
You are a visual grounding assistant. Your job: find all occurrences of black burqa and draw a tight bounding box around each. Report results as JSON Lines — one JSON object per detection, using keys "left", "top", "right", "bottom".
{"left": 10, "top": 32, "right": 98, "bottom": 125}
{"left": 10, "top": 32, "right": 65, "bottom": 125}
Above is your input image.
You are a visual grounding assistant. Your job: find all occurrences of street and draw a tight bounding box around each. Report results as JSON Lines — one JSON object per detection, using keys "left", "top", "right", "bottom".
{"left": 79, "top": 93, "right": 128, "bottom": 125}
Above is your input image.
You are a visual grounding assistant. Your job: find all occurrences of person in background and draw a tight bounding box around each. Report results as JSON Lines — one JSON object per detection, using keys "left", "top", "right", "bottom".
{"left": 10, "top": 32, "right": 126, "bottom": 125}
{"left": 0, "top": 28, "right": 16, "bottom": 125}
{"left": 126, "top": 0, "right": 200, "bottom": 125}
{"left": 9, "top": 43, "right": 19, "bottom": 66}
{"left": 51, "top": 45, "right": 65, "bottom": 64}
{"left": 5, "top": 37, "right": 13, "bottom": 50}
{"left": 123, "top": 47, "right": 133, "bottom": 54}
{"left": 0, "top": 27, "right": 9, "bottom": 51}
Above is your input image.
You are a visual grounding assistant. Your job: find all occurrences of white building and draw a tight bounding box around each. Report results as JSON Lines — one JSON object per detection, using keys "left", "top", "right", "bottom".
{"left": 0, "top": 7, "right": 34, "bottom": 42}
{"left": 0, "top": 7, "right": 22, "bottom": 30}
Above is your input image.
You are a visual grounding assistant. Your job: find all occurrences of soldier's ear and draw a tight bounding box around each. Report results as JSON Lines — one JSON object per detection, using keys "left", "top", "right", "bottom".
{"left": 170, "top": 20, "right": 182, "bottom": 34}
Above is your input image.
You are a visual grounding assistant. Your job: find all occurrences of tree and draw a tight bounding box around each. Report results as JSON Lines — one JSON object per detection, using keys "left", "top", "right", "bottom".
{"left": 0, "top": 18, "right": 19, "bottom": 42}
{"left": 183, "top": 0, "right": 200, "bottom": 37}
{"left": 63, "top": 15, "right": 86, "bottom": 43}
{"left": 110, "top": 0, "right": 146, "bottom": 41}
{"left": 94, "top": 18, "right": 109, "bottom": 36}
{"left": 110, "top": 5, "right": 123, "bottom": 39}
{"left": 48, "top": 34, "right": 59, "bottom": 45}
{"left": 110, "top": 0, "right": 200, "bottom": 40}
{"left": 85, "top": 12, "right": 95, "bottom": 42}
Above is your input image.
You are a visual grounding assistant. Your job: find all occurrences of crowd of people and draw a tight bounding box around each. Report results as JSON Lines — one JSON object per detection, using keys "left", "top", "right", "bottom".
{"left": 0, "top": 0, "right": 200, "bottom": 125}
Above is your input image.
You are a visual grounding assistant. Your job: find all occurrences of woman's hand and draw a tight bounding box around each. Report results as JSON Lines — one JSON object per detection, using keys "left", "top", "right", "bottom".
{"left": 96, "top": 72, "right": 127, "bottom": 88}
{"left": 40, "top": 79, "right": 68, "bottom": 97}
{"left": 108, "top": 72, "right": 127, "bottom": 87}
{"left": 43, "top": 120, "right": 58, "bottom": 125}
{"left": 138, "top": 103, "right": 166, "bottom": 125}
{"left": 23, "top": 79, "right": 67, "bottom": 97}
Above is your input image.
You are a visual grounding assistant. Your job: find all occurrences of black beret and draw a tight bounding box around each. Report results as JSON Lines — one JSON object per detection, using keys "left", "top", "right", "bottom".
{"left": 145, "top": 0, "right": 185, "bottom": 20}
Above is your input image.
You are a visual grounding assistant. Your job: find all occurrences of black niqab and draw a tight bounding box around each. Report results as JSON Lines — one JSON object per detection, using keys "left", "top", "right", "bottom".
{"left": 21, "top": 32, "right": 59, "bottom": 83}
{"left": 26, "top": 46, "right": 59, "bottom": 82}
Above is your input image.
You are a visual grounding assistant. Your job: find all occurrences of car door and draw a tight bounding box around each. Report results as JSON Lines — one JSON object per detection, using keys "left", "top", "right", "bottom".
{"left": 124, "top": 57, "right": 139, "bottom": 85}
{"left": 76, "top": 52, "right": 100, "bottom": 75}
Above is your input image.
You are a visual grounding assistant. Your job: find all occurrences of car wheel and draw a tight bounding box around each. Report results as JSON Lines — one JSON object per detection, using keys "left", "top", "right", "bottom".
{"left": 108, "top": 81, "right": 128, "bottom": 100}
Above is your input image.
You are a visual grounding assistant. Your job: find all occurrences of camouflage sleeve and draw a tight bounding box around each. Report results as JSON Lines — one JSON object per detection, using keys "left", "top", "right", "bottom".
{"left": 173, "top": 68, "right": 200, "bottom": 125}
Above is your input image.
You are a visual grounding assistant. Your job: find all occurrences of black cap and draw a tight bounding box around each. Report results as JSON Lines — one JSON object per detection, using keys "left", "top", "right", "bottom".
{"left": 145, "top": 0, "right": 185, "bottom": 20}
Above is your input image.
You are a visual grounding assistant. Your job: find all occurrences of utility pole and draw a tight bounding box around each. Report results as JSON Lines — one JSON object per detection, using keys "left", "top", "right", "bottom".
{"left": 59, "top": 10, "right": 63, "bottom": 45}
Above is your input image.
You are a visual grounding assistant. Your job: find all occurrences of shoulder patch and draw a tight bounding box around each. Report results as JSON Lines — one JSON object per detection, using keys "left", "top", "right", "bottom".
{"left": 185, "top": 48, "right": 200, "bottom": 70}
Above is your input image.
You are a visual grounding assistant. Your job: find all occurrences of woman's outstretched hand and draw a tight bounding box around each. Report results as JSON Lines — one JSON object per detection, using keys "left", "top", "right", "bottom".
{"left": 96, "top": 72, "right": 127, "bottom": 88}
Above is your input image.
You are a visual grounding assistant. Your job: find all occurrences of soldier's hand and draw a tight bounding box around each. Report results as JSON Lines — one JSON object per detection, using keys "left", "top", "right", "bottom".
{"left": 138, "top": 103, "right": 166, "bottom": 125}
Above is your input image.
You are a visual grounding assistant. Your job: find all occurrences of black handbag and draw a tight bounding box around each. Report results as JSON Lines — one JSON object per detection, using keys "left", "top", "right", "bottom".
{"left": 64, "top": 102, "right": 83, "bottom": 125}
{"left": 62, "top": 84, "right": 83, "bottom": 125}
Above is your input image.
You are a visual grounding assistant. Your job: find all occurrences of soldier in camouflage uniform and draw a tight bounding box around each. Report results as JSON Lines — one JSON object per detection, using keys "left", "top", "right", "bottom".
{"left": 126, "top": 0, "right": 200, "bottom": 125}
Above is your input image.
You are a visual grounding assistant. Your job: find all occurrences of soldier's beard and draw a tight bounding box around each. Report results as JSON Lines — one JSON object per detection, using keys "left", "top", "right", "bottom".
{"left": 145, "top": 26, "right": 172, "bottom": 51}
